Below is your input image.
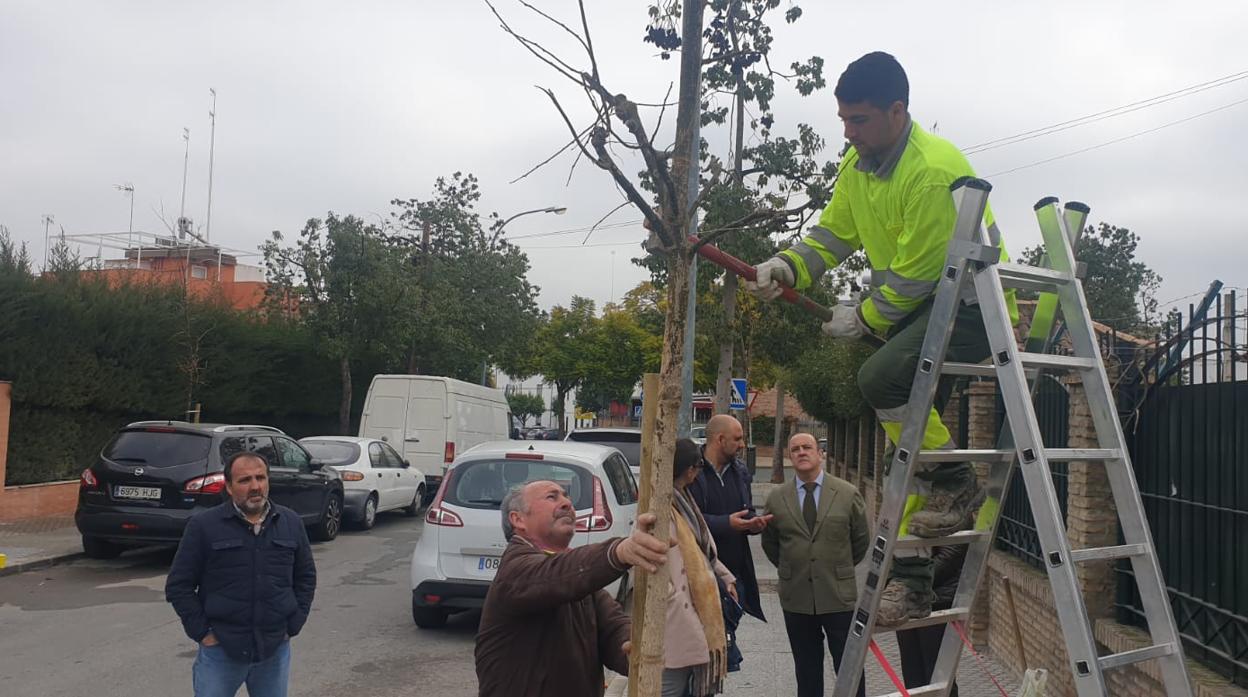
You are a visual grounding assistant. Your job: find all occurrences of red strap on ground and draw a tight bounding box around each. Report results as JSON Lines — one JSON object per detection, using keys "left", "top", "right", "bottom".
{"left": 868, "top": 639, "right": 911, "bottom": 697}
{"left": 951, "top": 621, "right": 1011, "bottom": 697}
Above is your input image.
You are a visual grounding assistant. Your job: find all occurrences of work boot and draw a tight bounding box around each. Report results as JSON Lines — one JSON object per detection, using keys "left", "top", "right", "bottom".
{"left": 908, "top": 475, "right": 985, "bottom": 538}
{"left": 875, "top": 577, "right": 935, "bottom": 628}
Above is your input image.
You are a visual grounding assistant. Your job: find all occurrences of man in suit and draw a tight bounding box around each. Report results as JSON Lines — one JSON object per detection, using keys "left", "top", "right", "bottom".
{"left": 762, "top": 432, "right": 870, "bottom": 697}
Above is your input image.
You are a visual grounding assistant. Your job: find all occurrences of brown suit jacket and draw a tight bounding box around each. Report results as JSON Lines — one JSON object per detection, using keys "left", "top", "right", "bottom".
{"left": 761, "top": 473, "right": 869, "bottom": 615}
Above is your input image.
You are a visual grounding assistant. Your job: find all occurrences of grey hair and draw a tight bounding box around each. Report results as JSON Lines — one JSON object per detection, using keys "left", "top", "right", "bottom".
{"left": 500, "top": 484, "right": 529, "bottom": 541}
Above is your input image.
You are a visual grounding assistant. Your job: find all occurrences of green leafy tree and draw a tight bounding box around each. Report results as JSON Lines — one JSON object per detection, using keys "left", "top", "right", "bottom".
{"left": 262, "top": 213, "right": 411, "bottom": 434}
{"left": 577, "top": 308, "right": 660, "bottom": 413}
{"left": 390, "top": 173, "right": 542, "bottom": 380}
{"left": 532, "top": 296, "right": 599, "bottom": 431}
{"left": 786, "top": 339, "right": 875, "bottom": 423}
{"left": 506, "top": 392, "right": 545, "bottom": 428}
{"left": 1019, "top": 222, "right": 1162, "bottom": 333}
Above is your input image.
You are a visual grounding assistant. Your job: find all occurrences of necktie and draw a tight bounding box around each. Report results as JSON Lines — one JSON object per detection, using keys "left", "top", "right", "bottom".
{"left": 802, "top": 481, "right": 818, "bottom": 533}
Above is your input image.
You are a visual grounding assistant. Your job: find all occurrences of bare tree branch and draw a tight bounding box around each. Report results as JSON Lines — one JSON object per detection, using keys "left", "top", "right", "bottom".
{"left": 588, "top": 126, "right": 669, "bottom": 246}
{"left": 516, "top": 0, "right": 591, "bottom": 58}
{"left": 649, "top": 81, "right": 675, "bottom": 143}
{"left": 484, "top": 0, "right": 583, "bottom": 85}
{"left": 692, "top": 203, "right": 813, "bottom": 252}
{"left": 575, "top": 0, "right": 600, "bottom": 82}
{"left": 509, "top": 122, "right": 594, "bottom": 184}
{"left": 581, "top": 201, "right": 632, "bottom": 244}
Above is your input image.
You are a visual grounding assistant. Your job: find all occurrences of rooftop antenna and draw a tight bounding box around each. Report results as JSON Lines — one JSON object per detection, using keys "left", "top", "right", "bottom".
{"left": 114, "top": 183, "right": 135, "bottom": 265}
{"left": 178, "top": 127, "right": 190, "bottom": 239}
{"left": 41, "top": 213, "right": 54, "bottom": 272}
{"left": 206, "top": 88, "right": 216, "bottom": 243}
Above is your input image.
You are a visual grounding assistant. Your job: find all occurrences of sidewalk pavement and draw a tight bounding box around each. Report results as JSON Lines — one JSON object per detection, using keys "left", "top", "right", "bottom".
{"left": 0, "top": 515, "right": 82, "bottom": 577}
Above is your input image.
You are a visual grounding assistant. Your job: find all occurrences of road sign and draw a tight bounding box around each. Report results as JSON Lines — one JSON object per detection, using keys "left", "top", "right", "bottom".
{"left": 633, "top": 404, "right": 642, "bottom": 418}
{"left": 730, "top": 378, "right": 747, "bottom": 410}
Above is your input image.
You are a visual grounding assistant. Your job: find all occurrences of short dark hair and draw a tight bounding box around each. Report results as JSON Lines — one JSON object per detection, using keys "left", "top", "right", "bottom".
{"left": 672, "top": 438, "right": 702, "bottom": 482}
{"left": 835, "top": 51, "right": 909, "bottom": 110}
{"left": 224, "top": 450, "right": 269, "bottom": 483}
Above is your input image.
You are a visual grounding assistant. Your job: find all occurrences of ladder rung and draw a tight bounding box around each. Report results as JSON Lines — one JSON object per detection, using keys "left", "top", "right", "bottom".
{"left": 942, "top": 361, "right": 1000, "bottom": 378}
{"left": 997, "top": 262, "right": 1074, "bottom": 292}
{"left": 916, "top": 447, "right": 1122, "bottom": 463}
{"left": 878, "top": 607, "right": 969, "bottom": 634}
{"left": 1098, "top": 642, "right": 1178, "bottom": 671}
{"left": 1018, "top": 352, "right": 1097, "bottom": 371}
{"left": 1044, "top": 448, "right": 1122, "bottom": 461}
{"left": 1070, "top": 543, "right": 1149, "bottom": 563}
{"left": 895, "top": 530, "right": 990, "bottom": 550}
{"left": 918, "top": 448, "right": 1013, "bottom": 463}
{"left": 879, "top": 683, "right": 952, "bottom": 697}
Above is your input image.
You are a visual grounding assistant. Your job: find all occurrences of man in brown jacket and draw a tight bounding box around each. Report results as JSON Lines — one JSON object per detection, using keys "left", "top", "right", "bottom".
{"left": 475, "top": 480, "right": 670, "bottom": 697}
{"left": 762, "top": 433, "right": 870, "bottom": 697}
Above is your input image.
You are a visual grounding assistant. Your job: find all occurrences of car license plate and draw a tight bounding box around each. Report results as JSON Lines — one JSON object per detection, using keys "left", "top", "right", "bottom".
{"left": 476, "top": 556, "right": 501, "bottom": 572}
{"left": 114, "top": 485, "right": 162, "bottom": 500}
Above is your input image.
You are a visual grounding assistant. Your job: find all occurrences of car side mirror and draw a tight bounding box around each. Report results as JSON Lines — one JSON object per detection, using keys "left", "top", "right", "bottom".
{"left": 309, "top": 458, "right": 325, "bottom": 470}
{"left": 402, "top": 460, "right": 411, "bottom": 469}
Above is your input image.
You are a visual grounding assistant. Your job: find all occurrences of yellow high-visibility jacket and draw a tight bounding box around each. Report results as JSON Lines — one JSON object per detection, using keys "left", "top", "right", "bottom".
{"left": 780, "top": 120, "right": 1018, "bottom": 334}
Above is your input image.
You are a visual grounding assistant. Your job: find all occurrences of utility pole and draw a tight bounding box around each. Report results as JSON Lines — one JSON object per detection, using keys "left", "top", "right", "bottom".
{"left": 115, "top": 183, "right": 135, "bottom": 265}
{"left": 178, "top": 127, "right": 191, "bottom": 237}
{"left": 41, "top": 214, "right": 54, "bottom": 273}
{"left": 206, "top": 88, "right": 217, "bottom": 243}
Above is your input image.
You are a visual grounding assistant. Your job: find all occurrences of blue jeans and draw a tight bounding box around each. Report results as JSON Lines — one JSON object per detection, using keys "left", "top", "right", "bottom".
{"left": 192, "top": 640, "right": 291, "bottom": 697}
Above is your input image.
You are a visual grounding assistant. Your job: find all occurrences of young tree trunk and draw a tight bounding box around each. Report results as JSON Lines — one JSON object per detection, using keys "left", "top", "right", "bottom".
{"left": 713, "top": 272, "right": 738, "bottom": 413}
{"left": 771, "top": 385, "right": 786, "bottom": 483}
{"left": 338, "top": 355, "right": 352, "bottom": 435}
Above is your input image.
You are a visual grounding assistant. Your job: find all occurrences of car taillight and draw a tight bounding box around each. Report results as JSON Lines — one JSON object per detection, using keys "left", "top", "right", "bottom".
{"left": 341, "top": 471, "right": 365, "bottom": 481}
{"left": 425, "top": 468, "right": 463, "bottom": 527}
{"left": 443, "top": 441, "right": 455, "bottom": 463}
{"left": 184, "top": 473, "right": 226, "bottom": 495}
{"left": 575, "top": 476, "right": 613, "bottom": 532}
{"left": 80, "top": 468, "right": 99, "bottom": 489}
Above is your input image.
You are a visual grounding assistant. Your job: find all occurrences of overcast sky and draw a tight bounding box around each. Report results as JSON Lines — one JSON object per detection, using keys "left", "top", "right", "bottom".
{"left": 3, "top": 1, "right": 1246, "bottom": 324}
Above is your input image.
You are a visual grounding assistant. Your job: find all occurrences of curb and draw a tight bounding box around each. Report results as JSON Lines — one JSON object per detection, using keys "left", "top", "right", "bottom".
{"left": 0, "top": 551, "right": 85, "bottom": 579}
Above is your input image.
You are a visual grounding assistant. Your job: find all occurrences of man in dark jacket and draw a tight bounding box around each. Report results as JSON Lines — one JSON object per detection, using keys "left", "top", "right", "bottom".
{"left": 688, "top": 414, "right": 772, "bottom": 621}
{"left": 475, "top": 480, "right": 669, "bottom": 697}
{"left": 166, "top": 452, "right": 316, "bottom": 697}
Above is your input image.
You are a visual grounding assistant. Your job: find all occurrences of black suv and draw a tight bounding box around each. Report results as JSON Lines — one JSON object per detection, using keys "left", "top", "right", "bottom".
{"left": 75, "top": 421, "right": 345, "bottom": 559}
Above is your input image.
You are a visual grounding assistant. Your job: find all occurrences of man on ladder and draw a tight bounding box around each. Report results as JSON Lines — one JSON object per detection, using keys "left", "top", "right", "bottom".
{"left": 747, "top": 51, "right": 1016, "bottom": 628}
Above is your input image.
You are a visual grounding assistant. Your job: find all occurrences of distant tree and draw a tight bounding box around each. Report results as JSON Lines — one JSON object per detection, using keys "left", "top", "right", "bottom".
{"left": 262, "top": 213, "right": 411, "bottom": 434}
{"left": 577, "top": 308, "right": 659, "bottom": 413}
{"left": 532, "top": 296, "right": 599, "bottom": 431}
{"left": 786, "top": 339, "right": 875, "bottom": 424}
{"left": 1019, "top": 222, "right": 1162, "bottom": 334}
{"left": 506, "top": 392, "right": 545, "bottom": 428}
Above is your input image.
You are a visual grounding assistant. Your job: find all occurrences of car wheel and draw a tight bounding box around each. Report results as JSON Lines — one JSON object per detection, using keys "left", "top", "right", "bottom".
{"left": 403, "top": 486, "right": 424, "bottom": 517}
{"left": 311, "top": 494, "right": 342, "bottom": 542}
{"left": 412, "top": 604, "right": 449, "bottom": 629}
{"left": 82, "top": 535, "right": 123, "bottom": 560}
{"left": 359, "top": 494, "right": 378, "bottom": 530}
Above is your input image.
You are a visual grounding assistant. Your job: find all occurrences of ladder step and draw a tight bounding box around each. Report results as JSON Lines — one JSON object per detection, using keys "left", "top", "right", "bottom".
{"left": 879, "top": 683, "right": 953, "bottom": 697}
{"left": 895, "top": 530, "right": 990, "bottom": 551}
{"left": 1017, "top": 352, "right": 1097, "bottom": 371}
{"left": 997, "top": 262, "right": 1074, "bottom": 292}
{"left": 942, "top": 361, "right": 1004, "bottom": 378}
{"left": 877, "top": 607, "right": 970, "bottom": 634}
{"left": 1098, "top": 643, "right": 1178, "bottom": 671}
{"left": 916, "top": 448, "right": 1122, "bottom": 463}
{"left": 1069, "top": 543, "right": 1150, "bottom": 563}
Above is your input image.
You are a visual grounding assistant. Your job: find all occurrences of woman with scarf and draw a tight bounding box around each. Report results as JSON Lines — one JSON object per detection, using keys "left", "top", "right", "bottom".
{"left": 663, "top": 438, "right": 737, "bottom": 697}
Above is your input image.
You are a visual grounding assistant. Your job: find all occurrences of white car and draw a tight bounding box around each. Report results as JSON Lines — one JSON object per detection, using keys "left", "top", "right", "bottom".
{"left": 410, "top": 440, "right": 639, "bottom": 628}
{"left": 565, "top": 427, "right": 642, "bottom": 479}
{"left": 299, "top": 436, "right": 427, "bottom": 530}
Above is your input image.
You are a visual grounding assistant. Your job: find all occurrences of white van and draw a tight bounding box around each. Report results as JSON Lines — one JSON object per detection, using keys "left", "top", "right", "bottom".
{"left": 358, "top": 375, "right": 512, "bottom": 495}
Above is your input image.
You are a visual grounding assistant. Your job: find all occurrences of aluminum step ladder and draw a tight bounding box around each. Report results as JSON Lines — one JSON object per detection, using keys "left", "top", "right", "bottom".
{"left": 830, "top": 178, "right": 1193, "bottom": 697}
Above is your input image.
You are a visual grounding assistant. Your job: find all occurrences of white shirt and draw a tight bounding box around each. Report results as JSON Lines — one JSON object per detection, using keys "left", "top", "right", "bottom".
{"left": 795, "top": 470, "right": 825, "bottom": 510}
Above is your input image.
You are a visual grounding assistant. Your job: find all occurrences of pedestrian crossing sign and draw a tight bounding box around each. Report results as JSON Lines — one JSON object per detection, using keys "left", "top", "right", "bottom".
{"left": 730, "top": 378, "right": 747, "bottom": 410}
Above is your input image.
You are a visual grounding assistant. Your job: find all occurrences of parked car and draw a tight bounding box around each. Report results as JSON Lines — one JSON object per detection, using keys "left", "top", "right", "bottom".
{"left": 75, "top": 421, "right": 345, "bottom": 559}
{"left": 409, "top": 440, "right": 639, "bottom": 628}
{"left": 690, "top": 424, "right": 707, "bottom": 446}
{"left": 358, "top": 375, "right": 512, "bottom": 505}
{"left": 565, "top": 427, "right": 642, "bottom": 479}
{"left": 298, "top": 436, "right": 426, "bottom": 529}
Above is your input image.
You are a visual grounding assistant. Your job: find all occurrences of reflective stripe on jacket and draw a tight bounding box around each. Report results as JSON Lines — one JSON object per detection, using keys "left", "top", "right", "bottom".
{"left": 780, "top": 121, "right": 1019, "bottom": 334}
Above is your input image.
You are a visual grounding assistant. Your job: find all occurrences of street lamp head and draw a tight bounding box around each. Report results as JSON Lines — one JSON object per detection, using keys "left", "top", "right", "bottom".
{"left": 547, "top": 207, "right": 568, "bottom": 215}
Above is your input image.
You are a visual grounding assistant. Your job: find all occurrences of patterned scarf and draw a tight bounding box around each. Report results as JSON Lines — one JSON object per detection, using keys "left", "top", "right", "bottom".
{"left": 673, "top": 489, "right": 727, "bottom": 696}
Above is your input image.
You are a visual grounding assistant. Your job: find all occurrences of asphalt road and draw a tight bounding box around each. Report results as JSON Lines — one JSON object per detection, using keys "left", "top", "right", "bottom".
{"left": 0, "top": 512, "right": 483, "bottom": 697}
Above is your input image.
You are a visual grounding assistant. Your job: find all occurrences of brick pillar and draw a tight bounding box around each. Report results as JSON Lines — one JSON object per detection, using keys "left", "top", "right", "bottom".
{"left": 966, "top": 380, "right": 998, "bottom": 644}
{"left": 942, "top": 387, "right": 962, "bottom": 437}
{"left": 1064, "top": 375, "right": 1119, "bottom": 619}
{"left": 0, "top": 381, "right": 10, "bottom": 492}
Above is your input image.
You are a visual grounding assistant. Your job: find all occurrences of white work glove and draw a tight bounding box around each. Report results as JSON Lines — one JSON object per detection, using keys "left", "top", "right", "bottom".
{"left": 821, "top": 304, "right": 868, "bottom": 340}
{"left": 745, "top": 257, "right": 794, "bottom": 302}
